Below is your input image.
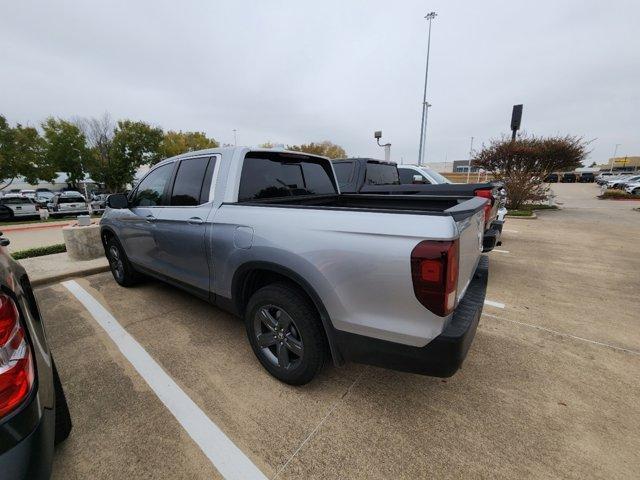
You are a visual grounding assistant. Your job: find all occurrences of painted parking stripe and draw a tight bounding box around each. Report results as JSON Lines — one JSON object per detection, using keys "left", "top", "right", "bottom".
{"left": 503, "top": 229, "right": 519, "bottom": 233}
{"left": 493, "top": 249, "right": 510, "bottom": 254}
{"left": 62, "top": 280, "right": 267, "bottom": 480}
{"left": 482, "top": 312, "right": 640, "bottom": 356}
{"left": 484, "top": 299, "right": 505, "bottom": 309}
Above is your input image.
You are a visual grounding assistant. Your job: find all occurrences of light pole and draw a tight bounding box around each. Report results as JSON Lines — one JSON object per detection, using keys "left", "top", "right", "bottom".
{"left": 374, "top": 131, "right": 391, "bottom": 162}
{"left": 233, "top": 129, "right": 238, "bottom": 146}
{"left": 466, "top": 136, "right": 474, "bottom": 183}
{"left": 609, "top": 143, "right": 620, "bottom": 173}
{"left": 417, "top": 11, "right": 437, "bottom": 166}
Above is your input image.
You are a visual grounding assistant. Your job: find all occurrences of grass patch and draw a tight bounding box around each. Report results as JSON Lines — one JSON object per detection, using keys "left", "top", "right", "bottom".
{"left": 11, "top": 244, "right": 67, "bottom": 260}
{"left": 524, "top": 204, "right": 558, "bottom": 210}
{"left": 506, "top": 210, "right": 534, "bottom": 217}
{"left": 506, "top": 204, "right": 558, "bottom": 216}
{"left": 598, "top": 190, "right": 637, "bottom": 200}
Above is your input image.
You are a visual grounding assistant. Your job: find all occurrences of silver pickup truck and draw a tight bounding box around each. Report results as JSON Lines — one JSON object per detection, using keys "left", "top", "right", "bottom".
{"left": 100, "top": 147, "right": 489, "bottom": 385}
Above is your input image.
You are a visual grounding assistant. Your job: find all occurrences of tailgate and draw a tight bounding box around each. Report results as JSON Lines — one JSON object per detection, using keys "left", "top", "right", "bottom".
{"left": 452, "top": 207, "right": 485, "bottom": 303}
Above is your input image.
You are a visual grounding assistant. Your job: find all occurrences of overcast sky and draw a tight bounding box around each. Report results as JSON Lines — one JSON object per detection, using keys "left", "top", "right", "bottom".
{"left": 1, "top": 0, "right": 638, "bottom": 166}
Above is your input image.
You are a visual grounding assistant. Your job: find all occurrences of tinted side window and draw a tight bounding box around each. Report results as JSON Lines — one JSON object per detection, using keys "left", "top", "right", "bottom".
{"left": 333, "top": 162, "right": 354, "bottom": 185}
{"left": 132, "top": 163, "right": 174, "bottom": 207}
{"left": 60, "top": 197, "right": 84, "bottom": 203}
{"left": 170, "top": 157, "right": 211, "bottom": 206}
{"left": 398, "top": 169, "right": 415, "bottom": 184}
{"left": 398, "top": 169, "right": 430, "bottom": 184}
{"left": 238, "top": 154, "right": 337, "bottom": 201}
{"left": 364, "top": 163, "right": 400, "bottom": 185}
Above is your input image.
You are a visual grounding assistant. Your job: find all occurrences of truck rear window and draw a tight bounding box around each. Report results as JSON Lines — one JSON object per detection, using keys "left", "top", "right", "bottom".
{"left": 238, "top": 152, "right": 337, "bottom": 201}
{"left": 365, "top": 162, "right": 400, "bottom": 186}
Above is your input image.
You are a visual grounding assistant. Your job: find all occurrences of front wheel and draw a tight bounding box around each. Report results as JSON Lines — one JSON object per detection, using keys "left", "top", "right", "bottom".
{"left": 245, "top": 283, "right": 327, "bottom": 385}
{"left": 105, "top": 237, "right": 140, "bottom": 287}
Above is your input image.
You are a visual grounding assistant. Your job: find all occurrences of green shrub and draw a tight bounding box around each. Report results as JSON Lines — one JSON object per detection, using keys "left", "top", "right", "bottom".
{"left": 11, "top": 244, "right": 67, "bottom": 260}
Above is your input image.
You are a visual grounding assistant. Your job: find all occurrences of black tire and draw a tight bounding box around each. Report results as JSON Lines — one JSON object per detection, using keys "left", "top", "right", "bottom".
{"left": 245, "top": 283, "right": 327, "bottom": 385}
{"left": 105, "top": 236, "right": 140, "bottom": 287}
{"left": 52, "top": 360, "right": 72, "bottom": 445}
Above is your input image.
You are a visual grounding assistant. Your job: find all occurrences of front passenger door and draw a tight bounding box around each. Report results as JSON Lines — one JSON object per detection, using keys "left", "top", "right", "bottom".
{"left": 154, "top": 156, "right": 217, "bottom": 294}
{"left": 120, "top": 163, "right": 175, "bottom": 269}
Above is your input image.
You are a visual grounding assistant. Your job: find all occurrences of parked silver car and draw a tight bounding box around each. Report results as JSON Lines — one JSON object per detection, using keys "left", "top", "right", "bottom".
{"left": 100, "top": 147, "right": 489, "bottom": 385}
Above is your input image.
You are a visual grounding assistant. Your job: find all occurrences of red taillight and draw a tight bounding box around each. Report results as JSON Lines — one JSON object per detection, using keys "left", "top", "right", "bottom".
{"left": 0, "top": 293, "right": 35, "bottom": 418}
{"left": 410, "top": 240, "right": 459, "bottom": 317}
{"left": 474, "top": 188, "right": 493, "bottom": 225}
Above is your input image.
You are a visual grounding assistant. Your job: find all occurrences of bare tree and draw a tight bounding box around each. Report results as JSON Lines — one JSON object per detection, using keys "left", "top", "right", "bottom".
{"left": 74, "top": 112, "right": 115, "bottom": 187}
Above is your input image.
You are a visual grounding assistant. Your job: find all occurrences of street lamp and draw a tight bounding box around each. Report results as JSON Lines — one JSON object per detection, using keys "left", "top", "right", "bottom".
{"left": 233, "top": 129, "right": 238, "bottom": 146}
{"left": 609, "top": 143, "right": 621, "bottom": 173}
{"left": 417, "top": 11, "right": 437, "bottom": 166}
{"left": 374, "top": 131, "right": 391, "bottom": 162}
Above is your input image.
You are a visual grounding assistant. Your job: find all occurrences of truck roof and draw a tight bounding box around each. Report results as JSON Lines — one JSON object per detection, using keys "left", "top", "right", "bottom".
{"left": 156, "top": 146, "right": 330, "bottom": 167}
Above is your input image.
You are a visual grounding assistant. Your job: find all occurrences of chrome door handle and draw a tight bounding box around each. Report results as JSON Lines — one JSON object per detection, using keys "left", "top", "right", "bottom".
{"left": 188, "top": 217, "right": 204, "bottom": 225}
{"left": 145, "top": 215, "right": 156, "bottom": 223}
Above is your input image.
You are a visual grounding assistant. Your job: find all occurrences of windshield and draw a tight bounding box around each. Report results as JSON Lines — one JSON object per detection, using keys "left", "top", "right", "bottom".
{"left": 423, "top": 168, "right": 451, "bottom": 184}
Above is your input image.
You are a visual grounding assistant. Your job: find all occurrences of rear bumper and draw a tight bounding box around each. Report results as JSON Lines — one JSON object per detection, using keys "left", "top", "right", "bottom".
{"left": 335, "top": 255, "right": 488, "bottom": 377}
{"left": 0, "top": 406, "right": 54, "bottom": 480}
{"left": 482, "top": 220, "right": 504, "bottom": 252}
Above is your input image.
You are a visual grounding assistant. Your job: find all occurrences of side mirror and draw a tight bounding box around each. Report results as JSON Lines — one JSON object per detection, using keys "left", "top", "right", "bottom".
{"left": 106, "top": 193, "right": 129, "bottom": 209}
{"left": 412, "top": 175, "right": 425, "bottom": 184}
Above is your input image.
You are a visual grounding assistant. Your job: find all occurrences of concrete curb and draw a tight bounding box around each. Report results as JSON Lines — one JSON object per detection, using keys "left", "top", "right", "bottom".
{"left": 1, "top": 221, "right": 73, "bottom": 233}
{"left": 30, "top": 264, "right": 111, "bottom": 287}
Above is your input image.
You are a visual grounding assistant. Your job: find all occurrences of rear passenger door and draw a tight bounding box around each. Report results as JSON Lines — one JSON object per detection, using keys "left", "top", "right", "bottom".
{"left": 154, "top": 155, "right": 217, "bottom": 295}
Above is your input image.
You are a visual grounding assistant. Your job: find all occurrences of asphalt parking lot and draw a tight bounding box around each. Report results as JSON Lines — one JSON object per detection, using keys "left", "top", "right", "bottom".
{"left": 38, "top": 183, "right": 640, "bottom": 479}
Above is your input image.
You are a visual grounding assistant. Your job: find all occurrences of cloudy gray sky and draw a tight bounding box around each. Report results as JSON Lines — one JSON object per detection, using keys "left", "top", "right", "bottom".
{"left": 1, "top": 0, "right": 638, "bottom": 166}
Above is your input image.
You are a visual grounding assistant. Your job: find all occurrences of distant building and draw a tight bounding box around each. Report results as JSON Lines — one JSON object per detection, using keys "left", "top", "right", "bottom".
{"left": 596, "top": 156, "right": 640, "bottom": 172}
{"left": 452, "top": 159, "right": 481, "bottom": 173}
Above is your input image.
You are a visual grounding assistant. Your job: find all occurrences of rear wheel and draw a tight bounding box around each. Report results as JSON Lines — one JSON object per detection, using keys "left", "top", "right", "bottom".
{"left": 245, "top": 283, "right": 326, "bottom": 385}
{"left": 105, "top": 236, "right": 140, "bottom": 287}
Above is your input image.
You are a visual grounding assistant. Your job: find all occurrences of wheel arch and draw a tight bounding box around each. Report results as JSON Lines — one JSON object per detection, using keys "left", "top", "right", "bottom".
{"left": 231, "top": 261, "right": 344, "bottom": 366}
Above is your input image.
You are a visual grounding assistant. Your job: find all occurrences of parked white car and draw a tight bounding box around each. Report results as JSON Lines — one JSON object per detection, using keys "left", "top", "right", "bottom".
{"left": 19, "top": 189, "right": 37, "bottom": 199}
{"left": 624, "top": 182, "right": 640, "bottom": 195}
{"left": 49, "top": 192, "right": 89, "bottom": 216}
{"left": 0, "top": 194, "right": 39, "bottom": 219}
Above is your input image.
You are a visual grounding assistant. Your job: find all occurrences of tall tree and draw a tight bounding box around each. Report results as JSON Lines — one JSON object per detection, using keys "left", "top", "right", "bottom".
{"left": 1, "top": 115, "right": 51, "bottom": 190}
{"left": 287, "top": 140, "right": 347, "bottom": 159}
{"left": 158, "top": 130, "right": 219, "bottom": 160}
{"left": 474, "top": 134, "right": 589, "bottom": 209}
{"left": 106, "top": 120, "right": 163, "bottom": 191}
{"left": 42, "top": 117, "right": 89, "bottom": 188}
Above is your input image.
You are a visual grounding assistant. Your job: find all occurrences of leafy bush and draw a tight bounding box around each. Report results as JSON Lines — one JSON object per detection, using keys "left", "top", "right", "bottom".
{"left": 11, "top": 244, "right": 66, "bottom": 260}
{"left": 474, "top": 134, "right": 589, "bottom": 209}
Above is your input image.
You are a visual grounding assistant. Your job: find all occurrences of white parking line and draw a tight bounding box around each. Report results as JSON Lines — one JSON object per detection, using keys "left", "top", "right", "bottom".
{"left": 484, "top": 300, "right": 505, "bottom": 309}
{"left": 503, "top": 229, "right": 519, "bottom": 233}
{"left": 493, "top": 249, "right": 510, "bottom": 254}
{"left": 62, "top": 280, "right": 267, "bottom": 480}
{"left": 482, "top": 312, "right": 640, "bottom": 356}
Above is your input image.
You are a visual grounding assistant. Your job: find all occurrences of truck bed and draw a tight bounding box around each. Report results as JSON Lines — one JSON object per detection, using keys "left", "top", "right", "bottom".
{"left": 234, "top": 193, "right": 487, "bottom": 222}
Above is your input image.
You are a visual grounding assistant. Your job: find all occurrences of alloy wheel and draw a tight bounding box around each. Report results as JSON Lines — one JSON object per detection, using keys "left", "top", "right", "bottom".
{"left": 108, "top": 245, "right": 124, "bottom": 282}
{"left": 253, "top": 305, "right": 304, "bottom": 371}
